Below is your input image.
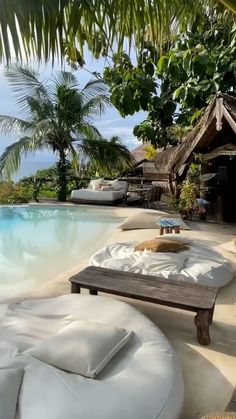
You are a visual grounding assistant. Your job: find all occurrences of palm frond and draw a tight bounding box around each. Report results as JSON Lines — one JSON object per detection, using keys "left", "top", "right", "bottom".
{"left": 5, "top": 66, "right": 51, "bottom": 112}
{"left": 79, "top": 137, "right": 134, "bottom": 173}
{"left": 0, "top": 135, "right": 50, "bottom": 177}
{"left": 77, "top": 96, "right": 110, "bottom": 122}
{"left": 81, "top": 78, "right": 110, "bottom": 100}
{"left": 0, "top": 116, "right": 32, "bottom": 135}
{"left": 0, "top": 1, "right": 235, "bottom": 63}
{"left": 219, "top": 0, "right": 236, "bottom": 13}
{"left": 53, "top": 71, "right": 78, "bottom": 89}
{"left": 73, "top": 123, "right": 102, "bottom": 141}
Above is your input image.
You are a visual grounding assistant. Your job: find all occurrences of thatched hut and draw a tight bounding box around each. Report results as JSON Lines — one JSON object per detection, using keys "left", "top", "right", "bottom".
{"left": 124, "top": 143, "right": 162, "bottom": 183}
{"left": 155, "top": 93, "right": 236, "bottom": 221}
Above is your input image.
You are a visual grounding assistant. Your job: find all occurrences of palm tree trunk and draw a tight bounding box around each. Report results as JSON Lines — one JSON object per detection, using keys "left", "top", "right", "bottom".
{"left": 57, "top": 150, "right": 68, "bottom": 201}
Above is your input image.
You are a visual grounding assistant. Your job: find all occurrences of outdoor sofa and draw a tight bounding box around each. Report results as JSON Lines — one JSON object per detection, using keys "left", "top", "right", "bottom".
{"left": 71, "top": 178, "right": 128, "bottom": 204}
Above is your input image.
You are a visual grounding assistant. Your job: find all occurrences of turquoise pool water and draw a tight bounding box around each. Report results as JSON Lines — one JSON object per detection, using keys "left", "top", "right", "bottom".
{"left": 0, "top": 205, "right": 122, "bottom": 301}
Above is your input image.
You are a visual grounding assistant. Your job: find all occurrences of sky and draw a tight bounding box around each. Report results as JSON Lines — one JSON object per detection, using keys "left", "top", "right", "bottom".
{"left": 0, "top": 49, "right": 146, "bottom": 177}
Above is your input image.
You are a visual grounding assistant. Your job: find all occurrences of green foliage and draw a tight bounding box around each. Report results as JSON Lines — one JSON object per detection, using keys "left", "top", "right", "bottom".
{"left": 19, "top": 163, "right": 90, "bottom": 202}
{"left": 143, "top": 144, "right": 158, "bottom": 160}
{"left": 0, "top": 0, "right": 236, "bottom": 64}
{"left": 104, "top": 8, "right": 236, "bottom": 147}
{"left": 0, "top": 181, "right": 32, "bottom": 204}
{"left": 179, "top": 182, "right": 197, "bottom": 211}
{"left": 104, "top": 51, "right": 157, "bottom": 117}
{"left": 157, "top": 9, "right": 236, "bottom": 125}
{"left": 0, "top": 0, "right": 214, "bottom": 64}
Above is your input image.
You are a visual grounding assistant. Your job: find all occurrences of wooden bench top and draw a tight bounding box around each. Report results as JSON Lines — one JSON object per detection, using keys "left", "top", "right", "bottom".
{"left": 69, "top": 266, "right": 218, "bottom": 312}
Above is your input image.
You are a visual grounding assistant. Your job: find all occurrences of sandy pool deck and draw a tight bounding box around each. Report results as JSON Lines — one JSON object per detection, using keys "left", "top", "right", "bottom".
{"left": 1, "top": 205, "right": 236, "bottom": 418}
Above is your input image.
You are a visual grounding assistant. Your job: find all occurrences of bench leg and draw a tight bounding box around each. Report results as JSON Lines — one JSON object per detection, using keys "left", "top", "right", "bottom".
{"left": 208, "top": 304, "right": 215, "bottom": 325}
{"left": 71, "top": 283, "right": 80, "bottom": 293}
{"left": 194, "top": 310, "right": 211, "bottom": 346}
{"left": 89, "top": 289, "right": 98, "bottom": 295}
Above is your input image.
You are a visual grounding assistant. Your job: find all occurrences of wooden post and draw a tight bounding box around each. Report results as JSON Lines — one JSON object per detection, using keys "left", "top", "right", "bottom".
{"left": 194, "top": 310, "right": 211, "bottom": 346}
{"left": 71, "top": 283, "right": 80, "bottom": 293}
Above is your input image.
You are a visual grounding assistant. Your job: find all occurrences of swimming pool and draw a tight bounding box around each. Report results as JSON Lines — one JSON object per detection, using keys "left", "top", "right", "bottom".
{"left": 0, "top": 205, "right": 122, "bottom": 301}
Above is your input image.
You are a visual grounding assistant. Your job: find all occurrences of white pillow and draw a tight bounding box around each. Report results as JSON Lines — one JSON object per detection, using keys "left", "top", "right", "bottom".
{"left": 119, "top": 211, "right": 189, "bottom": 230}
{"left": 110, "top": 179, "right": 123, "bottom": 191}
{"left": 90, "top": 178, "right": 104, "bottom": 190}
{"left": 26, "top": 321, "right": 133, "bottom": 378}
{"left": 0, "top": 368, "right": 24, "bottom": 419}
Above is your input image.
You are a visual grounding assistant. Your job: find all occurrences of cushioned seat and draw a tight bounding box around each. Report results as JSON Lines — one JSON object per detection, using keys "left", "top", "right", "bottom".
{"left": 0, "top": 294, "right": 184, "bottom": 419}
{"left": 90, "top": 235, "right": 234, "bottom": 287}
{"left": 71, "top": 180, "right": 128, "bottom": 203}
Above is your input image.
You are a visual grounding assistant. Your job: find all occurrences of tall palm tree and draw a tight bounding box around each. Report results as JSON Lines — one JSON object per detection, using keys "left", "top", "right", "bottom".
{"left": 0, "top": 66, "right": 133, "bottom": 201}
{"left": 0, "top": 1, "right": 235, "bottom": 64}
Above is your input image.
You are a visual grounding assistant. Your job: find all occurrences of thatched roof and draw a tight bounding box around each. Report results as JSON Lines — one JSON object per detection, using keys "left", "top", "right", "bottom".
{"left": 204, "top": 142, "right": 236, "bottom": 161}
{"left": 155, "top": 93, "right": 236, "bottom": 176}
{"left": 131, "top": 144, "right": 148, "bottom": 164}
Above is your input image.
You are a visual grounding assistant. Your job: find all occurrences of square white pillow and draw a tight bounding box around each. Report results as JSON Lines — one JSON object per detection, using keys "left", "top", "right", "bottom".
{"left": 90, "top": 178, "right": 104, "bottom": 190}
{"left": 0, "top": 368, "right": 24, "bottom": 419}
{"left": 119, "top": 211, "right": 190, "bottom": 230}
{"left": 26, "top": 321, "right": 133, "bottom": 378}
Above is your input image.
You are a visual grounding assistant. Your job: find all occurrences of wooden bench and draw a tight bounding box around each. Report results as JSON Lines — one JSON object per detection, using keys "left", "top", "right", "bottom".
{"left": 69, "top": 266, "right": 218, "bottom": 346}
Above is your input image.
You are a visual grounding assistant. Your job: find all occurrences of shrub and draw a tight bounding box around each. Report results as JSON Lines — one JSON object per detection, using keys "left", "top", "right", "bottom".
{"left": 0, "top": 181, "right": 33, "bottom": 204}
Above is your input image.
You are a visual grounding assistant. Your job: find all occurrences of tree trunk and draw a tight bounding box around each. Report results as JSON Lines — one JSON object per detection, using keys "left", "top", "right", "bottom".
{"left": 57, "top": 150, "right": 67, "bottom": 202}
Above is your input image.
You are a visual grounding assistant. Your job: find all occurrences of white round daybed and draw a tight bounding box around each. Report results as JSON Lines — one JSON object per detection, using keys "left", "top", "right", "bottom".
{"left": 0, "top": 294, "right": 183, "bottom": 419}
{"left": 90, "top": 235, "right": 234, "bottom": 288}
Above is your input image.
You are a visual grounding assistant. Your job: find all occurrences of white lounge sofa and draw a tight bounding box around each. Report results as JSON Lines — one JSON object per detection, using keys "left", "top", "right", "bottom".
{"left": 71, "top": 179, "right": 128, "bottom": 204}
{"left": 0, "top": 294, "right": 184, "bottom": 419}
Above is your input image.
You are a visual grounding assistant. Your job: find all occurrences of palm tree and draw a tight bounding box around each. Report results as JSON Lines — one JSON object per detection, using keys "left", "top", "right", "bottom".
{"left": 0, "top": 66, "right": 133, "bottom": 201}
{"left": 0, "top": 1, "right": 235, "bottom": 64}
{"left": 86, "top": 135, "right": 135, "bottom": 177}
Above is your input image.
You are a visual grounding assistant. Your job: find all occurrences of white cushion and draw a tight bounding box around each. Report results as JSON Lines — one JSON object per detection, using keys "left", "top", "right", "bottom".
{"left": 26, "top": 321, "right": 133, "bottom": 378}
{"left": 90, "top": 239, "right": 233, "bottom": 287}
{"left": 119, "top": 211, "right": 189, "bottom": 230}
{"left": 0, "top": 368, "right": 24, "bottom": 419}
{"left": 90, "top": 178, "right": 104, "bottom": 190}
{"left": 71, "top": 189, "right": 124, "bottom": 201}
{"left": 90, "top": 241, "right": 187, "bottom": 277}
{"left": 0, "top": 294, "right": 184, "bottom": 419}
{"left": 110, "top": 179, "right": 123, "bottom": 191}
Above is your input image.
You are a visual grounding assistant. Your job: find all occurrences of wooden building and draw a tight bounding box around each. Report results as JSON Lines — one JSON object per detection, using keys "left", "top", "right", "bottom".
{"left": 155, "top": 93, "right": 236, "bottom": 222}
{"left": 124, "top": 144, "right": 161, "bottom": 182}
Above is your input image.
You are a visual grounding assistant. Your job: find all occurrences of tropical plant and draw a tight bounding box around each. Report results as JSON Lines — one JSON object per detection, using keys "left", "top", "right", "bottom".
{"left": 0, "top": 1, "right": 235, "bottom": 63}
{"left": 179, "top": 182, "right": 197, "bottom": 215}
{"left": 143, "top": 145, "right": 158, "bottom": 160}
{"left": 86, "top": 135, "right": 134, "bottom": 177}
{"left": 0, "top": 67, "right": 133, "bottom": 201}
{"left": 104, "top": 7, "right": 236, "bottom": 147}
{"left": 0, "top": 181, "right": 32, "bottom": 204}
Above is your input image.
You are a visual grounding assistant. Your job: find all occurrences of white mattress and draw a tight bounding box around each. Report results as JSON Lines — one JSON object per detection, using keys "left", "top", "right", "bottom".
{"left": 90, "top": 239, "right": 234, "bottom": 287}
{"left": 71, "top": 189, "right": 124, "bottom": 201}
{"left": 0, "top": 294, "right": 184, "bottom": 419}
